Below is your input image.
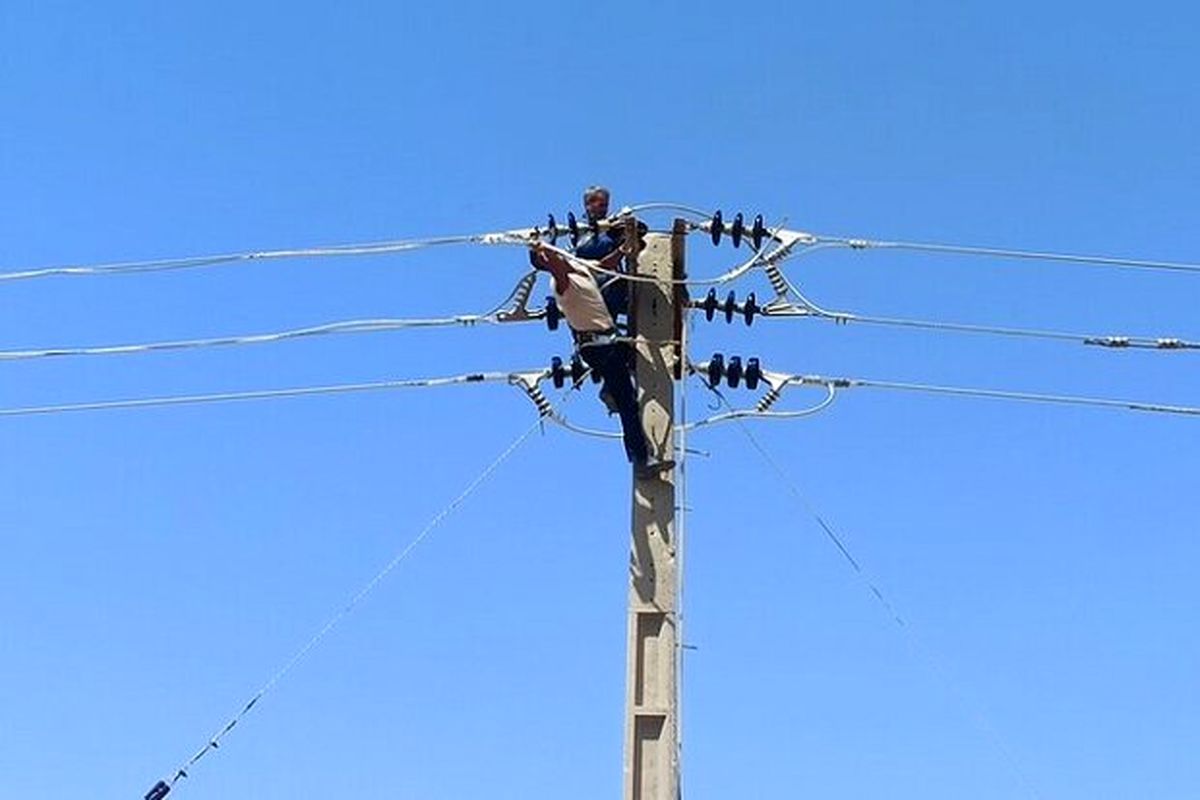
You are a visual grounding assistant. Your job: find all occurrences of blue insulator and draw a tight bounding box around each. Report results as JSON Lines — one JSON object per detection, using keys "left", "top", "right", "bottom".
{"left": 550, "top": 356, "right": 566, "bottom": 389}
{"left": 726, "top": 356, "right": 743, "bottom": 388}
{"left": 745, "top": 357, "right": 762, "bottom": 390}
{"left": 743, "top": 292, "right": 758, "bottom": 326}
{"left": 710, "top": 210, "right": 723, "bottom": 246}
{"left": 707, "top": 353, "right": 724, "bottom": 388}
{"left": 724, "top": 291, "right": 737, "bottom": 324}
{"left": 545, "top": 296, "right": 561, "bottom": 331}
{"left": 567, "top": 211, "right": 580, "bottom": 246}
{"left": 731, "top": 212, "right": 745, "bottom": 248}
{"left": 145, "top": 782, "right": 171, "bottom": 800}
{"left": 703, "top": 288, "right": 719, "bottom": 321}
{"left": 751, "top": 214, "right": 766, "bottom": 250}
{"left": 547, "top": 214, "right": 559, "bottom": 246}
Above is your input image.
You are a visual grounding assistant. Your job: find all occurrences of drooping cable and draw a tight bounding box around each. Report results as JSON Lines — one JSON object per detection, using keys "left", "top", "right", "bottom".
{"left": 145, "top": 377, "right": 585, "bottom": 799}
{"left": 699, "top": 380, "right": 1044, "bottom": 800}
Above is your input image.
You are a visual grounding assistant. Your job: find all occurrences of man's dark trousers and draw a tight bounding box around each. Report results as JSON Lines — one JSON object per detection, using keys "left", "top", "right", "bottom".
{"left": 580, "top": 342, "right": 648, "bottom": 465}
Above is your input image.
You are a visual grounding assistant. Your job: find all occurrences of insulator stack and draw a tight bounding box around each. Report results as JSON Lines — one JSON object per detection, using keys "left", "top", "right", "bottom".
{"left": 693, "top": 290, "right": 759, "bottom": 325}
{"left": 706, "top": 352, "right": 763, "bottom": 390}
{"left": 708, "top": 209, "right": 769, "bottom": 250}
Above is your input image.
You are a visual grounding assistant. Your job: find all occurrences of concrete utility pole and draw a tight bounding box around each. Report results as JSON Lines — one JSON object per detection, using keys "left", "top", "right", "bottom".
{"left": 623, "top": 219, "right": 686, "bottom": 800}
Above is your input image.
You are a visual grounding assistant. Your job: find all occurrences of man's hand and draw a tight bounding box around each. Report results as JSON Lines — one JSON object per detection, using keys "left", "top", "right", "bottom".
{"left": 528, "top": 241, "right": 550, "bottom": 271}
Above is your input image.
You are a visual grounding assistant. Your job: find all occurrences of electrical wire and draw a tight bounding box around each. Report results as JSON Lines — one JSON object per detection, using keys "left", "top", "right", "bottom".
{"left": 0, "top": 231, "right": 534, "bottom": 284}
{"left": 674, "top": 312, "right": 693, "bottom": 797}
{"left": 682, "top": 381, "right": 839, "bottom": 430}
{"left": 790, "top": 374, "right": 1200, "bottom": 417}
{"left": 622, "top": 202, "right": 713, "bottom": 220}
{"left": 0, "top": 316, "right": 521, "bottom": 364}
{"left": 760, "top": 263, "right": 1200, "bottom": 351}
{"left": 819, "top": 312, "right": 1200, "bottom": 351}
{"left": 0, "top": 371, "right": 521, "bottom": 419}
{"left": 148, "top": 377, "right": 585, "bottom": 798}
{"left": 811, "top": 234, "right": 1200, "bottom": 276}
{"left": 698, "top": 379, "right": 1044, "bottom": 800}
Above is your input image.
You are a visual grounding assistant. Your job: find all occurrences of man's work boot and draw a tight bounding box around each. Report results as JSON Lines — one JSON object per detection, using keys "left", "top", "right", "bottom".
{"left": 634, "top": 458, "right": 676, "bottom": 480}
{"left": 599, "top": 387, "right": 621, "bottom": 416}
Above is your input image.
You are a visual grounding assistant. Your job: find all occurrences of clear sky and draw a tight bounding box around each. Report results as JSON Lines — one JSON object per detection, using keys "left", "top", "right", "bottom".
{"left": 1, "top": 2, "right": 1197, "bottom": 799}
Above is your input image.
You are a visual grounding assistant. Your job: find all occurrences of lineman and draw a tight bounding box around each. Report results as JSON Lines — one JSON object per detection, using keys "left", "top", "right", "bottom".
{"left": 530, "top": 192, "right": 669, "bottom": 476}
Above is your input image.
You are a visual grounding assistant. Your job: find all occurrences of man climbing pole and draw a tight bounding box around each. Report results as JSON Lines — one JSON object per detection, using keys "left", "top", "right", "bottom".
{"left": 529, "top": 187, "right": 669, "bottom": 476}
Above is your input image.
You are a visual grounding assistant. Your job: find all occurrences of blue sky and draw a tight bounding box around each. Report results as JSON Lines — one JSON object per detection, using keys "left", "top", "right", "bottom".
{"left": 1, "top": 2, "right": 1197, "bottom": 798}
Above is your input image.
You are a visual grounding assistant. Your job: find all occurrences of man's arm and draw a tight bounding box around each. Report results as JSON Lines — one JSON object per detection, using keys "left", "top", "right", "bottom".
{"left": 530, "top": 243, "right": 572, "bottom": 295}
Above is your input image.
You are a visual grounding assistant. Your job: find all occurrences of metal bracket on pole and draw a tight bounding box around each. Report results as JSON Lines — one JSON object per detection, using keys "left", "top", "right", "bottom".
{"left": 508, "top": 371, "right": 554, "bottom": 417}
{"left": 494, "top": 271, "right": 546, "bottom": 323}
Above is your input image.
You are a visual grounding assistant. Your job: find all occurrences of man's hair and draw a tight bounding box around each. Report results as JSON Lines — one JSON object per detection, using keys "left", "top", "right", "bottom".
{"left": 583, "top": 185, "right": 610, "bottom": 202}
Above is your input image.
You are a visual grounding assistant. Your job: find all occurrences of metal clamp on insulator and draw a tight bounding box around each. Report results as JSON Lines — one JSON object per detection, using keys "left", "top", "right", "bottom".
{"left": 496, "top": 272, "right": 541, "bottom": 322}
{"left": 764, "top": 261, "right": 791, "bottom": 303}
{"left": 726, "top": 356, "right": 743, "bottom": 388}
{"left": 707, "top": 353, "right": 725, "bottom": 388}
{"left": 755, "top": 385, "right": 784, "bottom": 412}
{"left": 731, "top": 213, "right": 745, "bottom": 248}
{"left": 512, "top": 373, "right": 554, "bottom": 417}
{"left": 545, "top": 296, "right": 562, "bottom": 331}
{"left": 145, "top": 781, "right": 171, "bottom": 800}
{"left": 710, "top": 210, "right": 724, "bottom": 246}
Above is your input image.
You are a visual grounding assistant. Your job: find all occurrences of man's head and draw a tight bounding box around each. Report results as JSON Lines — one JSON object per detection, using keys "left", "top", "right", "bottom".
{"left": 582, "top": 185, "right": 611, "bottom": 222}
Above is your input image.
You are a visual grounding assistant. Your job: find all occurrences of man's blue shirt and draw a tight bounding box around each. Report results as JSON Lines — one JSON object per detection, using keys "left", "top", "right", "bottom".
{"left": 574, "top": 229, "right": 621, "bottom": 261}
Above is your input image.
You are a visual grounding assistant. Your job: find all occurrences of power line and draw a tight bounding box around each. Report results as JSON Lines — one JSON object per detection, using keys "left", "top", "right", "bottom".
{"left": 759, "top": 263, "right": 1199, "bottom": 351}
{"left": 0, "top": 371, "right": 522, "bottom": 418}
{"left": 811, "top": 234, "right": 1200, "bottom": 276}
{"left": 775, "top": 307, "right": 1200, "bottom": 352}
{"left": 790, "top": 374, "right": 1200, "bottom": 417}
{"left": 0, "top": 230, "right": 533, "bottom": 284}
{"left": 0, "top": 266, "right": 552, "bottom": 364}
{"left": 0, "top": 316, "right": 526, "bottom": 364}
